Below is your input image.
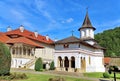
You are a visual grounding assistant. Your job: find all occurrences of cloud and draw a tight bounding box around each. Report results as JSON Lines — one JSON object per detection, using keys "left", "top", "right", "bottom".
{"left": 10, "top": 9, "right": 25, "bottom": 20}
{"left": 61, "top": 18, "right": 74, "bottom": 23}
{"left": 95, "top": 19, "right": 120, "bottom": 33}
{"left": 34, "top": 0, "right": 55, "bottom": 22}
{"left": 66, "top": 18, "right": 74, "bottom": 23}
{"left": 96, "top": 19, "right": 120, "bottom": 28}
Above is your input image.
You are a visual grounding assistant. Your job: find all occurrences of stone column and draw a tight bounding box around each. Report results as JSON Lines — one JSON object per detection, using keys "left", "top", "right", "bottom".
{"left": 26, "top": 47, "right": 28, "bottom": 57}
{"left": 15, "top": 47, "right": 17, "bottom": 57}
{"left": 29, "top": 48, "right": 31, "bottom": 57}
{"left": 69, "top": 59, "right": 71, "bottom": 68}
{"left": 57, "top": 58, "right": 60, "bottom": 67}
{"left": 62, "top": 59, "right": 64, "bottom": 67}
{"left": 17, "top": 47, "right": 20, "bottom": 57}
{"left": 62, "top": 59, "right": 65, "bottom": 71}
{"left": 21, "top": 46, "right": 23, "bottom": 57}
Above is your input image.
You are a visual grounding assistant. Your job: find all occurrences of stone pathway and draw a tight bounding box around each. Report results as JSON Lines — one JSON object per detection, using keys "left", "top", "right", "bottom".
{"left": 10, "top": 68, "right": 101, "bottom": 81}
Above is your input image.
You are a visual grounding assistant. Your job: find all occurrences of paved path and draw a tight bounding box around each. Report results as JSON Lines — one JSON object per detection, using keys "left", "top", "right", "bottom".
{"left": 10, "top": 69, "right": 105, "bottom": 81}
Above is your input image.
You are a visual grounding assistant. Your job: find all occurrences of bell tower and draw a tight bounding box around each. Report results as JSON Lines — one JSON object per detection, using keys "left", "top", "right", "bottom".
{"left": 78, "top": 11, "right": 96, "bottom": 45}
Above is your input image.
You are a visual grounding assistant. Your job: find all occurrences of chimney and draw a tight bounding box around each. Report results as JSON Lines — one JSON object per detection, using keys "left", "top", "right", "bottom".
{"left": 19, "top": 25, "right": 24, "bottom": 32}
{"left": 34, "top": 31, "right": 38, "bottom": 37}
{"left": 46, "top": 35, "right": 49, "bottom": 41}
{"left": 7, "top": 26, "right": 12, "bottom": 32}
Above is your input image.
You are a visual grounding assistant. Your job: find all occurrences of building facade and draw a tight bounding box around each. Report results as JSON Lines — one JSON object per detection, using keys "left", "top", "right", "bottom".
{"left": 54, "top": 12, "right": 105, "bottom": 72}
{"left": 0, "top": 26, "right": 54, "bottom": 69}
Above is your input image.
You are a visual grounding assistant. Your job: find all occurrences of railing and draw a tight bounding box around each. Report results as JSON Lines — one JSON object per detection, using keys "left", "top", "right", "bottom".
{"left": 12, "top": 54, "right": 34, "bottom": 59}
{"left": 24, "top": 58, "right": 37, "bottom": 68}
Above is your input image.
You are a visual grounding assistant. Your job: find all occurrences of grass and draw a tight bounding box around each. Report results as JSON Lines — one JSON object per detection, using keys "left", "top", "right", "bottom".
{"left": 84, "top": 72, "right": 120, "bottom": 81}
{"left": 84, "top": 72, "right": 120, "bottom": 78}
{"left": 7, "top": 73, "right": 92, "bottom": 81}
{"left": 84, "top": 72, "right": 103, "bottom": 78}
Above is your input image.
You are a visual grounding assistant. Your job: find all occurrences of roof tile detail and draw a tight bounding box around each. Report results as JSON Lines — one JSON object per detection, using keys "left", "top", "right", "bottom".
{"left": 78, "top": 11, "right": 96, "bottom": 31}
{"left": 6, "top": 37, "right": 43, "bottom": 48}
{"left": 5, "top": 29, "right": 54, "bottom": 44}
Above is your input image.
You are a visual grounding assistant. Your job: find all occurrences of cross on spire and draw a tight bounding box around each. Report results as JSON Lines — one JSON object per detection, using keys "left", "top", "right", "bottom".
{"left": 71, "top": 30, "right": 74, "bottom": 36}
{"left": 86, "top": 7, "right": 89, "bottom": 12}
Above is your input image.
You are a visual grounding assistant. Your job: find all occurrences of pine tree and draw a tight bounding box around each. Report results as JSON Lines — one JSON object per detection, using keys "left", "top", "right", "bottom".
{"left": 50, "top": 61, "right": 55, "bottom": 70}
{"left": 34, "top": 57, "right": 43, "bottom": 71}
{"left": 0, "top": 42, "right": 11, "bottom": 75}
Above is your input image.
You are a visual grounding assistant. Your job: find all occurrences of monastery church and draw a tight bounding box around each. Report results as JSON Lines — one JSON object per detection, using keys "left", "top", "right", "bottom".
{"left": 54, "top": 11, "right": 105, "bottom": 72}
{"left": 0, "top": 11, "right": 105, "bottom": 72}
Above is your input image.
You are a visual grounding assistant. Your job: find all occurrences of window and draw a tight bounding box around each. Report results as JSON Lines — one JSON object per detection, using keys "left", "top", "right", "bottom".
{"left": 12, "top": 48, "right": 15, "bottom": 54}
{"left": 63, "top": 44, "right": 69, "bottom": 48}
{"left": 78, "top": 44, "right": 80, "bottom": 48}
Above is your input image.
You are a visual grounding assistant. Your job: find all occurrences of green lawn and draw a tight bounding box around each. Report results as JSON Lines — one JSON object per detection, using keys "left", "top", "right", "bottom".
{"left": 84, "top": 72, "right": 120, "bottom": 81}
{"left": 12, "top": 73, "right": 92, "bottom": 81}
{"left": 84, "top": 72, "right": 103, "bottom": 78}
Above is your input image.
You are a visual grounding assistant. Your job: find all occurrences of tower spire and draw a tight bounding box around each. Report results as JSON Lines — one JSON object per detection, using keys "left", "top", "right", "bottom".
{"left": 78, "top": 10, "right": 96, "bottom": 41}
{"left": 78, "top": 9, "right": 96, "bottom": 31}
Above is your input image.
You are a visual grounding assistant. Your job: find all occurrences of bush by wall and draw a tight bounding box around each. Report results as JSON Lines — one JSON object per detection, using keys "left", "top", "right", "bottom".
{"left": 103, "top": 72, "right": 110, "bottom": 78}
{"left": 49, "top": 61, "right": 55, "bottom": 70}
{"left": 34, "top": 57, "right": 43, "bottom": 71}
{"left": 0, "top": 42, "right": 11, "bottom": 76}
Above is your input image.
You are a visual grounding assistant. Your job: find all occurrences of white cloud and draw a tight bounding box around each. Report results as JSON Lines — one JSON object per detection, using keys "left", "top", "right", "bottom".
{"left": 94, "top": 19, "right": 120, "bottom": 33}
{"left": 66, "top": 18, "right": 74, "bottom": 23}
{"left": 61, "top": 18, "right": 74, "bottom": 23}
{"left": 34, "top": 0, "right": 55, "bottom": 22}
{"left": 10, "top": 9, "right": 25, "bottom": 20}
{"left": 96, "top": 19, "right": 120, "bottom": 28}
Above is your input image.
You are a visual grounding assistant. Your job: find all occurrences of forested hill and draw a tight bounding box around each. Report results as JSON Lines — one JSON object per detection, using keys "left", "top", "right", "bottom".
{"left": 95, "top": 27, "right": 120, "bottom": 57}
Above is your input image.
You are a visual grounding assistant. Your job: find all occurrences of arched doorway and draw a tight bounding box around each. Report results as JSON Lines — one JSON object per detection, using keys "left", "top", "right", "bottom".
{"left": 71, "top": 56, "right": 75, "bottom": 68}
{"left": 58, "top": 56, "right": 62, "bottom": 67}
{"left": 64, "top": 56, "right": 69, "bottom": 71}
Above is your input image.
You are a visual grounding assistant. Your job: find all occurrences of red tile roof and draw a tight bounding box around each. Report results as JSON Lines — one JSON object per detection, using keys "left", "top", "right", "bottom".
{"left": 6, "top": 37, "right": 43, "bottom": 48}
{"left": 0, "top": 28, "right": 54, "bottom": 47}
{"left": 0, "top": 32, "right": 4, "bottom": 34}
{"left": 5, "top": 29, "right": 54, "bottom": 44}
{"left": 104, "top": 57, "right": 111, "bottom": 64}
{"left": 0, "top": 34, "right": 10, "bottom": 43}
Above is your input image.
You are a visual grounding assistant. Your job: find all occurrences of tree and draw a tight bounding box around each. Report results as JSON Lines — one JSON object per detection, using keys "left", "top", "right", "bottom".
{"left": 95, "top": 27, "right": 120, "bottom": 57}
{"left": 34, "top": 57, "right": 43, "bottom": 71}
{"left": 49, "top": 61, "right": 55, "bottom": 70}
{"left": 0, "top": 42, "right": 11, "bottom": 75}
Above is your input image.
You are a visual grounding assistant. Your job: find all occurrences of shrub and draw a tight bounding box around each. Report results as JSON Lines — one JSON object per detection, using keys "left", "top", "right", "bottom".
{"left": 34, "top": 57, "right": 43, "bottom": 71}
{"left": 0, "top": 42, "right": 11, "bottom": 76}
{"left": 103, "top": 72, "right": 110, "bottom": 78}
{"left": 10, "top": 73, "right": 27, "bottom": 80}
{"left": 50, "top": 61, "right": 55, "bottom": 70}
{"left": 48, "top": 77, "right": 65, "bottom": 81}
{"left": 0, "top": 73, "right": 27, "bottom": 80}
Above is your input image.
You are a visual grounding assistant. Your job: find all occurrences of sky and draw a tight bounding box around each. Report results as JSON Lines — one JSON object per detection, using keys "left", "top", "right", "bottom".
{"left": 0, "top": 0, "right": 120, "bottom": 40}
